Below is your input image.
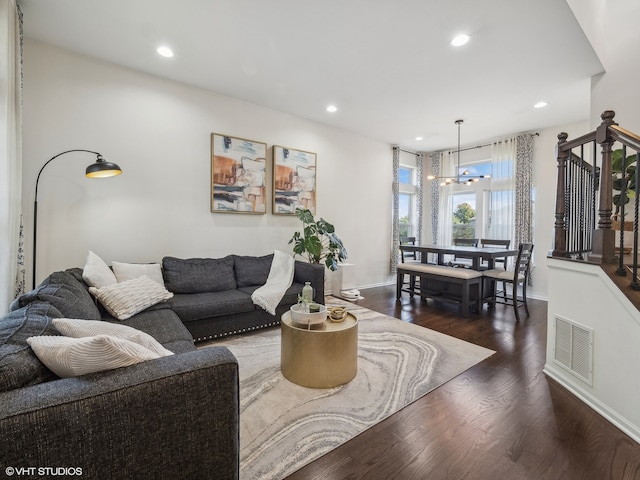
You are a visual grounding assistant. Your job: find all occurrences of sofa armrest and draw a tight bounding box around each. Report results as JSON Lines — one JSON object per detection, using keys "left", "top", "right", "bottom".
{"left": 0, "top": 347, "right": 239, "bottom": 480}
{"left": 293, "top": 261, "right": 325, "bottom": 302}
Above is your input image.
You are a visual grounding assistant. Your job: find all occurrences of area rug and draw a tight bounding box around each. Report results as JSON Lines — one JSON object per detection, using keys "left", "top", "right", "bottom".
{"left": 200, "top": 299, "right": 494, "bottom": 480}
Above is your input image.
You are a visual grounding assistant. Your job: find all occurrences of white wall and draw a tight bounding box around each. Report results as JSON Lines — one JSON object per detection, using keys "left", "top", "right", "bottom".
{"left": 22, "top": 40, "right": 394, "bottom": 290}
{"left": 545, "top": 259, "right": 640, "bottom": 442}
{"left": 567, "top": 0, "right": 640, "bottom": 131}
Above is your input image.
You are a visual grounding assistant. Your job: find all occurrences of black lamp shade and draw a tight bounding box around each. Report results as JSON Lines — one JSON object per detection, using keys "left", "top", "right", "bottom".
{"left": 85, "top": 155, "right": 122, "bottom": 178}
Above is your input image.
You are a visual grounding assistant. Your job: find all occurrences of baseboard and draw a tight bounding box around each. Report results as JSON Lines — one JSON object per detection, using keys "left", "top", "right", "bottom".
{"left": 326, "top": 281, "right": 394, "bottom": 297}
{"left": 543, "top": 364, "right": 640, "bottom": 444}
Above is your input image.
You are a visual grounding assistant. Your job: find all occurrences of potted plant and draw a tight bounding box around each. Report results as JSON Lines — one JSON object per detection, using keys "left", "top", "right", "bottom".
{"left": 289, "top": 208, "right": 348, "bottom": 271}
{"left": 612, "top": 148, "right": 637, "bottom": 231}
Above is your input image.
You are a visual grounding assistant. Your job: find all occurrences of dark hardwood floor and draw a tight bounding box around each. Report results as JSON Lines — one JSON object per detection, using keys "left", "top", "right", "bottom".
{"left": 286, "top": 285, "right": 640, "bottom": 480}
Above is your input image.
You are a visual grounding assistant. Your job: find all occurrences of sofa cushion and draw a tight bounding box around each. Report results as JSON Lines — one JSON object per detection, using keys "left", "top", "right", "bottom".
{"left": 82, "top": 250, "right": 117, "bottom": 288}
{"left": 0, "top": 302, "right": 62, "bottom": 392}
{"left": 111, "top": 308, "right": 195, "bottom": 351}
{"left": 27, "top": 334, "right": 162, "bottom": 378}
{"left": 53, "top": 318, "right": 174, "bottom": 357}
{"left": 238, "top": 284, "right": 303, "bottom": 308}
{"left": 170, "top": 290, "right": 254, "bottom": 322}
{"left": 162, "top": 256, "right": 237, "bottom": 293}
{"left": 89, "top": 276, "right": 174, "bottom": 320}
{"left": 112, "top": 261, "right": 164, "bottom": 285}
{"left": 233, "top": 254, "right": 274, "bottom": 287}
{"left": 13, "top": 271, "right": 101, "bottom": 320}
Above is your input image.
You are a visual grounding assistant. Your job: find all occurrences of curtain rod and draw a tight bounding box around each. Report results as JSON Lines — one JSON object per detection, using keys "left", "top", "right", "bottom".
{"left": 445, "top": 132, "right": 539, "bottom": 155}
{"left": 397, "top": 132, "right": 539, "bottom": 156}
{"left": 397, "top": 148, "right": 420, "bottom": 156}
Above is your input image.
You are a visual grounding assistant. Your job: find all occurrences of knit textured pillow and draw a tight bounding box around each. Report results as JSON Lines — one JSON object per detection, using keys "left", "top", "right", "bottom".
{"left": 89, "top": 275, "right": 173, "bottom": 320}
{"left": 26, "top": 335, "right": 160, "bottom": 378}
{"left": 53, "top": 318, "right": 173, "bottom": 357}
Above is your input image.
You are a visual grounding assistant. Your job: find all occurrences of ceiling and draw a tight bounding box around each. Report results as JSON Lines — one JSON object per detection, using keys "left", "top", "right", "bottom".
{"left": 17, "top": 0, "right": 603, "bottom": 152}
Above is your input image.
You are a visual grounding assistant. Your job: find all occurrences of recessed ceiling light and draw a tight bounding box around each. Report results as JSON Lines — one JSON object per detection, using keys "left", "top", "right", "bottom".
{"left": 534, "top": 101, "right": 548, "bottom": 109}
{"left": 326, "top": 105, "right": 337, "bottom": 113}
{"left": 415, "top": 136, "right": 424, "bottom": 141}
{"left": 157, "top": 46, "right": 174, "bottom": 58}
{"left": 451, "top": 34, "right": 470, "bottom": 47}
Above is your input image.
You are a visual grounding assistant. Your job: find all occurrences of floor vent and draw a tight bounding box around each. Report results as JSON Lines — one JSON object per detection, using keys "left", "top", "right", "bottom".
{"left": 553, "top": 315, "right": 594, "bottom": 386}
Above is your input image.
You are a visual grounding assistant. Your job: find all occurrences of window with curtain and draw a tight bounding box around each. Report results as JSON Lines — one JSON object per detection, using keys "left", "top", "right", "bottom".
{"left": 487, "top": 138, "right": 516, "bottom": 242}
{"left": 399, "top": 165, "right": 416, "bottom": 237}
{"left": 437, "top": 138, "right": 517, "bottom": 248}
{"left": 391, "top": 147, "right": 423, "bottom": 273}
{"left": 0, "top": 0, "right": 23, "bottom": 314}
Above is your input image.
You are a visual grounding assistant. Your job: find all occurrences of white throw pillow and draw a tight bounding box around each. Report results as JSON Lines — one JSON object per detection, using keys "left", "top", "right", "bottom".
{"left": 53, "top": 318, "right": 173, "bottom": 357}
{"left": 82, "top": 250, "right": 117, "bottom": 288}
{"left": 112, "top": 262, "right": 164, "bottom": 286}
{"left": 89, "top": 275, "right": 174, "bottom": 320}
{"left": 27, "top": 335, "right": 160, "bottom": 378}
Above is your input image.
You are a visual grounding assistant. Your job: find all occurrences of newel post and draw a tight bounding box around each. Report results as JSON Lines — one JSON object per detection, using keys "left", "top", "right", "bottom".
{"left": 552, "top": 132, "right": 569, "bottom": 257}
{"left": 589, "top": 110, "right": 617, "bottom": 264}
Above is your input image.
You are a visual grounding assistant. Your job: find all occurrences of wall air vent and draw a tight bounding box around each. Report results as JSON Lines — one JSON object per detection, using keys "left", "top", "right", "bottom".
{"left": 553, "top": 315, "right": 594, "bottom": 386}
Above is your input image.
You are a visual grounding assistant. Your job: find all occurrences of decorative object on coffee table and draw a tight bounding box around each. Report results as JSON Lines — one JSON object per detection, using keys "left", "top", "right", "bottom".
{"left": 328, "top": 306, "right": 348, "bottom": 322}
{"left": 289, "top": 303, "right": 328, "bottom": 326}
{"left": 289, "top": 208, "right": 348, "bottom": 271}
{"left": 273, "top": 145, "right": 317, "bottom": 215}
{"left": 211, "top": 133, "right": 267, "bottom": 214}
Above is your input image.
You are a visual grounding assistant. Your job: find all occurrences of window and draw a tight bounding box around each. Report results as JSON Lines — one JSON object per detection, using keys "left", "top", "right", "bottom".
{"left": 399, "top": 165, "right": 416, "bottom": 237}
{"left": 451, "top": 192, "right": 476, "bottom": 239}
{"left": 448, "top": 161, "right": 491, "bottom": 240}
{"left": 399, "top": 193, "right": 412, "bottom": 237}
{"left": 399, "top": 166, "right": 413, "bottom": 185}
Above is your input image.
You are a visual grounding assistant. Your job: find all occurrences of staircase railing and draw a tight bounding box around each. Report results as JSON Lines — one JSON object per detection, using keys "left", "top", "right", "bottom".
{"left": 552, "top": 110, "right": 640, "bottom": 289}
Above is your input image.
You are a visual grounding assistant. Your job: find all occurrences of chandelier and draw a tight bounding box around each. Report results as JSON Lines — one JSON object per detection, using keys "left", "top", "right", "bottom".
{"left": 427, "top": 119, "right": 491, "bottom": 185}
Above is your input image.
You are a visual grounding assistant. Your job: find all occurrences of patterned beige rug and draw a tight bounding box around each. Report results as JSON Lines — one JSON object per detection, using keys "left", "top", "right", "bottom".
{"left": 202, "top": 299, "right": 494, "bottom": 480}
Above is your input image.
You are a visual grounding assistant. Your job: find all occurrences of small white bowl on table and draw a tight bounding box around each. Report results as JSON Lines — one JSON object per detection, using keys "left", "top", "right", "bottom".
{"left": 289, "top": 303, "right": 327, "bottom": 326}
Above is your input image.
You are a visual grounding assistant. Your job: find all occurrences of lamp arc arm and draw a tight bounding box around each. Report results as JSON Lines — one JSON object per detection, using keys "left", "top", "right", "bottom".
{"left": 34, "top": 149, "right": 101, "bottom": 202}
{"left": 32, "top": 149, "right": 102, "bottom": 289}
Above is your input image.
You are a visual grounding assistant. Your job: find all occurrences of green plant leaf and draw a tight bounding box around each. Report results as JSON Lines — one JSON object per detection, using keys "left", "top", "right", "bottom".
{"left": 613, "top": 192, "right": 630, "bottom": 207}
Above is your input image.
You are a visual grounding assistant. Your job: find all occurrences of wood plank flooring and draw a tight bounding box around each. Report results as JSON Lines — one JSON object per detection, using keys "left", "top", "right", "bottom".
{"left": 285, "top": 285, "right": 640, "bottom": 480}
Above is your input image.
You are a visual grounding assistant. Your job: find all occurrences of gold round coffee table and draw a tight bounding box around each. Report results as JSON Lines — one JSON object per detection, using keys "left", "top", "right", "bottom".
{"left": 280, "top": 310, "right": 358, "bottom": 388}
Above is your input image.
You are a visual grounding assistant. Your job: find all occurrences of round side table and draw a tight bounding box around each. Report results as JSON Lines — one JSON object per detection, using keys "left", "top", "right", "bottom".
{"left": 280, "top": 310, "right": 358, "bottom": 388}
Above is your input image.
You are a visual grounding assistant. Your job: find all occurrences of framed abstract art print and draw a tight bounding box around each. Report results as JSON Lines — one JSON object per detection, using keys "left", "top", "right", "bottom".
{"left": 211, "top": 133, "right": 267, "bottom": 214}
{"left": 272, "top": 145, "right": 317, "bottom": 215}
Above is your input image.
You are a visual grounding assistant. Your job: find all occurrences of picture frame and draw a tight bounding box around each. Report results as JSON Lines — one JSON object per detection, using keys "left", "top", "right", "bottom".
{"left": 211, "top": 133, "right": 267, "bottom": 214}
{"left": 272, "top": 145, "right": 317, "bottom": 215}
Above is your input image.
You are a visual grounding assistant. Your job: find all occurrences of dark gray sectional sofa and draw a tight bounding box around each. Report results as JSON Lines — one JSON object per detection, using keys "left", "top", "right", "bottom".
{"left": 0, "top": 253, "right": 324, "bottom": 479}
{"left": 1, "top": 269, "right": 239, "bottom": 479}
{"left": 164, "top": 254, "right": 325, "bottom": 342}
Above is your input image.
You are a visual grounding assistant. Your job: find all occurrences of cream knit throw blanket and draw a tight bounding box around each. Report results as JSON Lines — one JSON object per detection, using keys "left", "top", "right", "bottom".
{"left": 251, "top": 250, "right": 295, "bottom": 315}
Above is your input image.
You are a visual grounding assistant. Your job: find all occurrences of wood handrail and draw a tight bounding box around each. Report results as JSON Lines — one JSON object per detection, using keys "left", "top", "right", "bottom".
{"left": 610, "top": 125, "right": 640, "bottom": 152}
{"left": 553, "top": 110, "right": 640, "bottom": 291}
{"left": 558, "top": 131, "right": 597, "bottom": 152}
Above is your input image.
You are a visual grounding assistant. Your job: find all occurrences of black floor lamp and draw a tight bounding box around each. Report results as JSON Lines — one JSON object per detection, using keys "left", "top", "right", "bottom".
{"left": 33, "top": 150, "right": 122, "bottom": 289}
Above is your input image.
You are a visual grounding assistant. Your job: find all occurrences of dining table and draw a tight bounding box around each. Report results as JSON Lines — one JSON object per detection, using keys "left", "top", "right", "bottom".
{"left": 399, "top": 243, "right": 519, "bottom": 271}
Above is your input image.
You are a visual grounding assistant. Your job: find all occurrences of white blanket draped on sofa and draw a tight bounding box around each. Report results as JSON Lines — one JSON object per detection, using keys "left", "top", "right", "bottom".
{"left": 251, "top": 251, "right": 295, "bottom": 315}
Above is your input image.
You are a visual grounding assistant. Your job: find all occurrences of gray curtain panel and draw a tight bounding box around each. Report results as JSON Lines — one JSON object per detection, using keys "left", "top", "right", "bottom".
{"left": 391, "top": 146, "right": 400, "bottom": 274}
{"left": 515, "top": 134, "right": 535, "bottom": 284}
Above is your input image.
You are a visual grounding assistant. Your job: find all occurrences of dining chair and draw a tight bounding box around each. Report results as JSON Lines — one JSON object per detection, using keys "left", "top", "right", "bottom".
{"left": 479, "top": 238, "right": 511, "bottom": 269}
{"left": 399, "top": 236, "right": 420, "bottom": 295}
{"left": 483, "top": 242, "right": 534, "bottom": 322}
{"left": 451, "top": 238, "right": 479, "bottom": 268}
